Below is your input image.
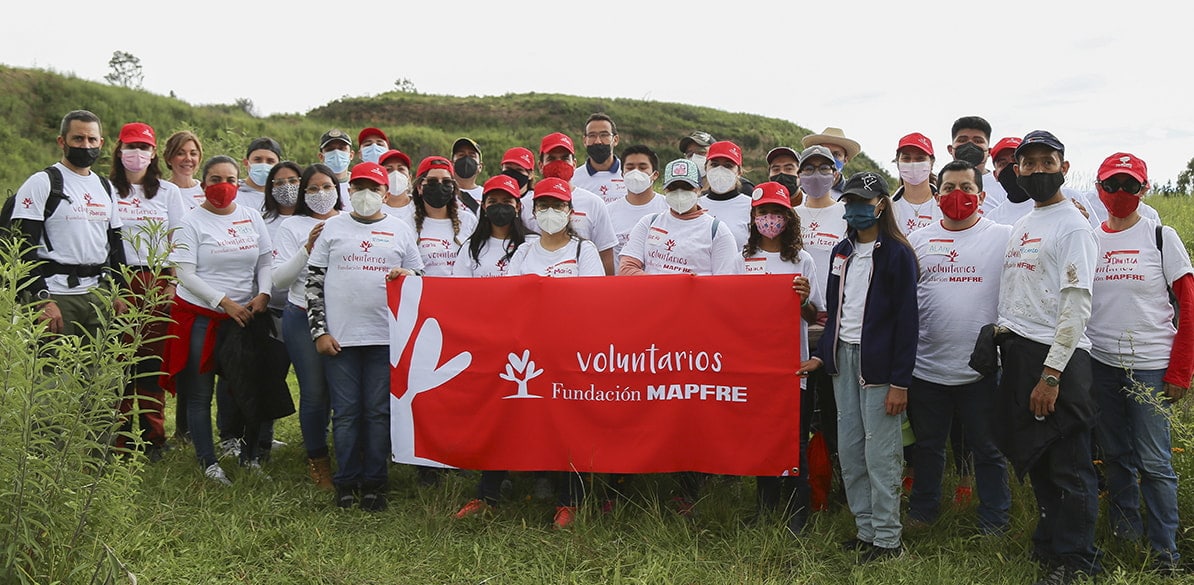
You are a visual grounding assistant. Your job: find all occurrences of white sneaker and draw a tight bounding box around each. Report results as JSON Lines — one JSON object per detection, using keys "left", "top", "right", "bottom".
{"left": 244, "top": 459, "right": 271, "bottom": 480}
{"left": 204, "top": 463, "right": 232, "bottom": 486}
{"left": 271, "top": 439, "right": 287, "bottom": 449}
{"left": 217, "top": 438, "right": 242, "bottom": 460}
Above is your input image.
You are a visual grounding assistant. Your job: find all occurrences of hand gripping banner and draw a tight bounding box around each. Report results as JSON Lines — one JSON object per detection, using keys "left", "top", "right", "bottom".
{"left": 389, "top": 273, "right": 802, "bottom": 476}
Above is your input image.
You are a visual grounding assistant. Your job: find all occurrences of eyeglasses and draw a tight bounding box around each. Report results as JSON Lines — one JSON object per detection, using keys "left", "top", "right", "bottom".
{"left": 1099, "top": 178, "right": 1143, "bottom": 195}
{"left": 304, "top": 184, "right": 336, "bottom": 194}
{"left": 534, "top": 201, "right": 570, "bottom": 212}
{"left": 584, "top": 132, "right": 615, "bottom": 142}
{"left": 799, "top": 165, "right": 835, "bottom": 176}
{"left": 423, "top": 179, "right": 456, "bottom": 187}
{"left": 271, "top": 177, "right": 300, "bottom": 186}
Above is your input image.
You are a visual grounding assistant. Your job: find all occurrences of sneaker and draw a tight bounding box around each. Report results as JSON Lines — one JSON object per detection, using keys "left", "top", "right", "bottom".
{"left": 243, "top": 459, "right": 271, "bottom": 480}
{"left": 553, "top": 505, "right": 577, "bottom": 529}
{"left": 953, "top": 485, "right": 974, "bottom": 506}
{"left": 901, "top": 475, "right": 914, "bottom": 493}
{"left": 841, "top": 538, "right": 872, "bottom": 552}
{"left": 360, "top": 490, "right": 388, "bottom": 513}
{"left": 271, "top": 439, "right": 288, "bottom": 449}
{"left": 533, "top": 476, "right": 554, "bottom": 500}
{"left": 335, "top": 486, "right": 357, "bottom": 509}
{"left": 217, "top": 438, "right": 242, "bottom": 460}
{"left": 454, "top": 499, "right": 491, "bottom": 519}
{"left": 204, "top": 463, "right": 232, "bottom": 486}
{"left": 858, "top": 544, "right": 903, "bottom": 565}
{"left": 307, "top": 457, "right": 334, "bottom": 491}
{"left": 1031, "top": 565, "right": 1086, "bottom": 585}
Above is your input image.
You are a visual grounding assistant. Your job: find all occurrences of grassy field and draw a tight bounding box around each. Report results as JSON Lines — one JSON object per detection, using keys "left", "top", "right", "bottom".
{"left": 80, "top": 196, "right": 1194, "bottom": 584}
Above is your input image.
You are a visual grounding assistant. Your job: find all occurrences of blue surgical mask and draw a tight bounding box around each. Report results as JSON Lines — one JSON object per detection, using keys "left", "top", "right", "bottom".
{"left": 322, "top": 149, "right": 351, "bottom": 174}
{"left": 360, "top": 144, "right": 387, "bottom": 164}
{"left": 842, "top": 201, "right": 879, "bottom": 231}
{"left": 248, "top": 163, "right": 273, "bottom": 187}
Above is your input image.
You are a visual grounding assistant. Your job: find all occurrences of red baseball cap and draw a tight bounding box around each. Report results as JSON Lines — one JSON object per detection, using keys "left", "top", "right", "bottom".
{"left": 416, "top": 155, "right": 453, "bottom": 177}
{"left": 378, "top": 149, "right": 411, "bottom": 169}
{"left": 358, "top": 127, "right": 388, "bottom": 145}
{"left": 539, "top": 132, "right": 575, "bottom": 155}
{"left": 990, "top": 137, "right": 1022, "bottom": 159}
{"left": 750, "top": 181, "right": 792, "bottom": 209}
{"left": 119, "top": 122, "right": 156, "bottom": 146}
{"left": 707, "top": 141, "right": 742, "bottom": 166}
{"left": 1097, "top": 152, "right": 1148, "bottom": 183}
{"left": 483, "top": 175, "right": 521, "bottom": 199}
{"left": 897, "top": 132, "right": 934, "bottom": 156}
{"left": 532, "top": 178, "right": 572, "bottom": 202}
{"left": 501, "top": 147, "right": 536, "bottom": 171}
{"left": 349, "top": 162, "right": 389, "bottom": 187}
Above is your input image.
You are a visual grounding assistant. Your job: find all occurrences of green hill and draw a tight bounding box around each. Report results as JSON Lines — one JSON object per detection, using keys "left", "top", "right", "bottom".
{"left": 0, "top": 65, "right": 888, "bottom": 191}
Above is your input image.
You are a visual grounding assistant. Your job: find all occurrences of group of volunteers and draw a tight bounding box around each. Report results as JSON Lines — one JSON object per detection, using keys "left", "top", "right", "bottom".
{"left": 10, "top": 110, "right": 1191, "bottom": 584}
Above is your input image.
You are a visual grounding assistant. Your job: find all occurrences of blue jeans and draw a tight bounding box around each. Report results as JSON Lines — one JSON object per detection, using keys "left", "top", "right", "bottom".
{"left": 908, "top": 376, "right": 1010, "bottom": 530}
{"left": 176, "top": 316, "right": 228, "bottom": 468}
{"left": 283, "top": 303, "right": 330, "bottom": 458}
{"left": 325, "top": 345, "right": 391, "bottom": 489}
{"left": 1092, "top": 362, "right": 1180, "bottom": 564}
{"left": 833, "top": 342, "right": 903, "bottom": 549}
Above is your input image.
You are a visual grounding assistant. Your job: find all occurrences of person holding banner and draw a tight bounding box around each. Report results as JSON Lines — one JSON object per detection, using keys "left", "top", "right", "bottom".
{"left": 743, "top": 180, "right": 822, "bottom": 533}
{"left": 452, "top": 174, "right": 529, "bottom": 278}
{"left": 306, "top": 162, "right": 424, "bottom": 512}
{"left": 799, "top": 171, "right": 919, "bottom": 563}
{"left": 509, "top": 178, "right": 604, "bottom": 279}
{"left": 410, "top": 156, "right": 477, "bottom": 276}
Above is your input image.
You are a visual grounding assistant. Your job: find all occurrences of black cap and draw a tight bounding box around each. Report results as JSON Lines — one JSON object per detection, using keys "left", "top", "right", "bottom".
{"left": 839, "top": 171, "right": 890, "bottom": 200}
{"left": 1014, "top": 130, "right": 1064, "bottom": 159}
{"left": 319, "top": 129, "right": 352, "bottom": 150}
{"left": 246, "top": 137, "right": 282, "bottom": 158}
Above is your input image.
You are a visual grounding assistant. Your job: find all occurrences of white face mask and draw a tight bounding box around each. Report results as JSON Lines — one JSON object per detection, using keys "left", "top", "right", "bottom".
{"left": 665, "top": 189, "right": 698, "bottom": 214}
{"left": 388, "top": 171, "right": 410, "bottom": 195}
{"left": 349, "top": 188, "right": 384, "bottom": 217}
{"left": 688, "top": 153, "right": 707, "bottom": 169}
{"left": 360, "top": 144, "right": 388, "bottom": 164}
{"left": 535, "top": 208, "right": 571, "bottom": 235}
{"left": 306, "top": 188, "right": 338, "bottom": 215}
{"left": 706, "top": 166, "right": 738, "bottom": 194}
{"left": 898, "top": 160, "right": 932, "bottom": 186}
{"left": 272, "top": 183, "right": 299, "bottom": 207}
{"left": 622, "top": 169, "right": 653, "bottom": 195}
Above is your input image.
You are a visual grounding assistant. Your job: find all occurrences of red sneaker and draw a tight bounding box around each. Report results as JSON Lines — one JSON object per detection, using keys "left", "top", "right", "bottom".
{"left": 902, "top": 475, "right": 914, "bottom": 493}
{"left": 553, "top": 505, "right": 577, "bottom": 529}
{"left": 952, "top": 485, "right": 973, "bottom": 506}
{"left": 453, "top": 499, "right": 490, "bottom": 519}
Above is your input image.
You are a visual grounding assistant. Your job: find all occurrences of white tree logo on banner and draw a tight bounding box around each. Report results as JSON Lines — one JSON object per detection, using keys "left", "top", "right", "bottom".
{"left": 500, "top": 350, "right": 543, "bottom": 399}
{"left": 390, "top": 277, "right": 472, "bottom": 468}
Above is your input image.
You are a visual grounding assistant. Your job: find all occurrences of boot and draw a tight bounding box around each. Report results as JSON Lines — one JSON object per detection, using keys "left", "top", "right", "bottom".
{"left": 307, "top": 457, "right": 333, "bottom": 491}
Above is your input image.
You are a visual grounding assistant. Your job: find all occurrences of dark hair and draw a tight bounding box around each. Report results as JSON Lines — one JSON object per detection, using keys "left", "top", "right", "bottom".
{"left": 467, "top": 194, "right": 527, "bottom": 266}
{"left": 584, "top": 112, "right": 617, "bottom": 135}
{"left": 163, "top": 130, "right": 203, "bottom": 173}
{"left": 110, "top": 139, "right": 164, "bottom": 200}
{"left": 246, "top": 136, "right": 283, "bottom": 159}
{"left": 262, "top": 161, "right": 304, "bottom": 219}
{"left": 60, "top": 110, "right": 101, "bottom": 137}
{"left": 870, "top": 195, "right": 916, "bottom": 256}
{"left": 621, "top": 144, "right": 658, "bottom": 172}
{"left": 951, "top": 116, "right": 991, "bottom": 141}
{"left": 294, "top": 163, "right": 342, "bottom": 216}
{"left": 744, "top": 204, "right": 803, "bottom": 262}
{"left": 412, "top": 173, "right": 464, "bottom": 245}
{"left": 937, "top": 160, "right": 983, "bottom": 192}
{"left": 201, "top": 155, "right": 239, "bottom": 183}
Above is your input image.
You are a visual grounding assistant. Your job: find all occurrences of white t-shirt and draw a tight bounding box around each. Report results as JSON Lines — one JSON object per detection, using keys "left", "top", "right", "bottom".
{"left": 892, "top": 195, "right": 943, "bottom": 236}
{"left": 621, "top": 211, "right": 744, "bottom": 275}
{"left": 237, "top": 184, "right": 266, "bottom": 216}
{"left": 520, "top": 187, "right": 617, "bottom": 252}
{"left": 607, "top": 192, "right": 669, "bottom": 260}
{"left": 273, "top": 214, "right": 322, "bottom": 308}
{"left": 178, "top": 181, "right": 206, "bottom": 210}
{"left": 980, "top": 173, "right": 1007, "bottom": 215}
{"left": 795, "top": 201, "right": 848, "bottom": 297}
{"left": 12, "top": 163, "right": 122, "bottom": 294}
{"left": 996, "top": 199, "right": 1098, "bottom": 349}
{"left": 382, "top": 201, "right": 416, "bottom": 224}
{"left": 452, "top": 236, "right": 521, "bottom": 278}
{"left": 413, "top": 216, "right": 475, "bottom": 276}
{"left": 307, "top": 213, "right": 423, "bottom": 347}
{"left": 987, "top": 188, "right": 1099, "bottom": 230}
{"left": 1089, "top": 218, "right": 1193, "bottom": 370}
{"left": 172, "top": 204, "right": 272, "bottom": 309}
{"left": 115, "top": 181, "right": 187, "bottom": 267}
{"left": 462, "top": 185, "right": 484, "bottom": 206}
{"left": 696, "top": 194, "right": 751, "bottom": 252}
{"left": 744, "top": 248, "right": 825, "bottom": 382}
{"left": 909, "top": 218, "right": 1013, "bottom": 385}
{"left": 837, "top": 240, "right": 875, "bottom": 344}
{"left": 509, "top": 238, "right": 604, "bottom": 277}
{"left": 572, "top": 159, "right": 627, "bottom": 204}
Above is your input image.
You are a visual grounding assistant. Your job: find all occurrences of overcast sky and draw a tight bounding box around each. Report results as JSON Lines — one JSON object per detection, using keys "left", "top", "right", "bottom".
{"left": 5, "top": 1, "right": 1192, "bottom": 188}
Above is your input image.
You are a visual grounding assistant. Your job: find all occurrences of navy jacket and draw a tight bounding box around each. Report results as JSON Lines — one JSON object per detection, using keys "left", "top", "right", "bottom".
{"left": 813, "top": 232, "right": 919, "bottom": 388}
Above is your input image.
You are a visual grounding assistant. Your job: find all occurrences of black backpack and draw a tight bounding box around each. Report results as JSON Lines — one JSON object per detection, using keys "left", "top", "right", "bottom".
{"left": 1, "top": 166, "right": 112, "bottom": 252}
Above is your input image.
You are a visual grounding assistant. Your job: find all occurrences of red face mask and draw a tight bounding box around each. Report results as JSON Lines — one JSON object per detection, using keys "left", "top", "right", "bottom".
{"left": 938, "top": 189, "right": 979, "bottom": 222}
{"left": 205, "top": 182, "right": 238, "bottom": 209}
{"left": 1096, "top": 186, "right": 1141, "bottom": 218}
{"left": 541, "top": 160, "right": 575, "bottom": 182}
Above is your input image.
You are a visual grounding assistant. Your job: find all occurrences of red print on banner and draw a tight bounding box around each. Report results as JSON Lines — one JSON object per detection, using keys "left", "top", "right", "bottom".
{"left": 388, "top": 274, "right": 803, "bottom": 476}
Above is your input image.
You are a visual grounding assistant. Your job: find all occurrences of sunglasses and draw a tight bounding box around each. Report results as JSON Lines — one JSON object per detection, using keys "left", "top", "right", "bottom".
{"left": 1099, "top": 178, "right": 1143, "bottom": 195}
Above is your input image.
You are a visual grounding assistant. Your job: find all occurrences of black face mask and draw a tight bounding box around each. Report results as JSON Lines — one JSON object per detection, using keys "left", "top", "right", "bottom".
{"left": 65, "top": 146, "right": 101, "bottom": 168}
{"left": 1016, "top": 171, "right": 1066, "bottom": 203}
{"left": 485, "top": 203, "right": 516, "bottom": 227}
{"left": 453, "top": 157, "right": 479, "bottom": 179}
{"left": 500, "top": 168, "right": 530, "bottom": 190}
{"left": 769, "top": 173, "right": 801, "bottom": 197}
{"left": 953, "top": 142, "right": 986, "bottom": 167}
{"left": 585, "top": 143, "right": 612, "bottom": 164}
{"left": 421, "top": 183, "right": 456, "bottom": 208}
{"left": 998, "top": 164, "right": 1031, "bottom": 204}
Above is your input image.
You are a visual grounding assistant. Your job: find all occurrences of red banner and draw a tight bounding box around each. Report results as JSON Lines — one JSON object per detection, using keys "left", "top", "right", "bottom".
{"left": 388, "top": 274, "right": 802, "bottom": 476}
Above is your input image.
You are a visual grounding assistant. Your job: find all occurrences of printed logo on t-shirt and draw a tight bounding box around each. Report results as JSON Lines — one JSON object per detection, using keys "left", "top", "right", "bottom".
{"left": 906, "top": 215, "right": 934, "bottom": 233}
{"left": 419, "top": 237, "right": 457, "bottom": 268}
{"left": 1006, "top": 232, "right": 1042, "bottom": 272}
{"left": 1096, "top": 249, "right": 1143, "bottom": 282}
{"left": 21, "top": 197, "right": 33, "bottom": 209}
{"left": 78, "top": 193, "right": 111, "bottom": 222}
{"left": 803, "top": 229, "right": 842, "bottom": 251}
{"left": 214, "top": 219, "right": 259, "bottom": 255}
{"left": 664, "top": 239, "right": 677, "bottom": 252}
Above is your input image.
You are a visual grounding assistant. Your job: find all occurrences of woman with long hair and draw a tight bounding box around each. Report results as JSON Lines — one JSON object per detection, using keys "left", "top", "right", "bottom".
{"left": 410, "top": 156, "right": 477, "bottom": 275}
{"left": 452, "top": 174, "right": 528, "bottom": 277}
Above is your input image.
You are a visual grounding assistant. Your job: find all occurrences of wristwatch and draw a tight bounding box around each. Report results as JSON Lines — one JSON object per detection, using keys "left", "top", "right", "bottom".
{"left": 1041, "top": 373, "right": 1060, "bottom": 387}
{"left": 35, "top": 289, "right": 51, "bottom": 301}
